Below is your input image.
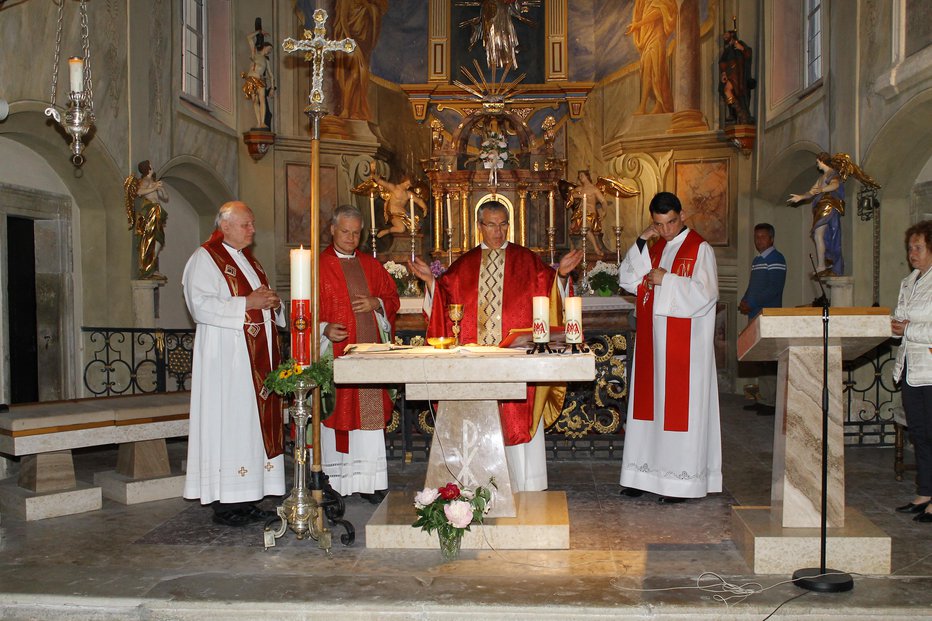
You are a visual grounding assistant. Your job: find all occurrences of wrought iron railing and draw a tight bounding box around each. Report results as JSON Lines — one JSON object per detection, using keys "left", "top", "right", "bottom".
{"left": 843, "top": 338, "right": 901, "bottom": 446}
{"left": 81, "top": 327, "right": 195, "bottom": 396}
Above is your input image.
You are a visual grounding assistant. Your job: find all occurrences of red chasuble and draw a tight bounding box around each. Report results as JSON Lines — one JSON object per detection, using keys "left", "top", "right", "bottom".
{"left": 633, "top": 229, "right": 704, "bottom": 432}
{"left": 201, "top": 231, "right": 284, "bottom": 459}
{"left": 426, "top": 244, "right": 557, "bottom": 445}
{"left": 319, "top": 245, "right": 400, "bottom": 452}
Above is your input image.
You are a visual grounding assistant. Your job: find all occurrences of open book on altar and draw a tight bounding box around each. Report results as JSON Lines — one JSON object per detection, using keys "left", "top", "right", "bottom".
{"left": 499, "top": 326, "right": 567, "bottom": 350}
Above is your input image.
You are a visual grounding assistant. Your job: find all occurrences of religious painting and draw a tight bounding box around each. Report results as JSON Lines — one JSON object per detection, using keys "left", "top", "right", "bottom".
{"left": 674, "top": 159, "right": 729, "bottom": 246}
{"left": 286, "top": 163, "right": 338, "bottom": 247}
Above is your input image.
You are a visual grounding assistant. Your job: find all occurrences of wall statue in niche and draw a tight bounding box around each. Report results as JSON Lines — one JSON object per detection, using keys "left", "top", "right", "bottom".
{"left": 718, "top": 27, "right": 755, "bottom": 125}
{"left": 332, "top": 0, "right": 388, "bottom": 120}
{"left": 674, "top": 160, "right": 729, "bottom": 246}
{"left": 458, "top": 0, "right": 541, "bottom": 71}
{"left": 123, "top": 160, "right": 168, "bottom": 280}
{"left": 626, "top": 0, "right": 676, "bottom": 114}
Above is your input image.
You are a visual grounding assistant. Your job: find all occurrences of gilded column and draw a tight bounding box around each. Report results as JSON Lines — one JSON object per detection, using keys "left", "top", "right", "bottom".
{"left": 460, "top": 190, "right": 471, "bottom": 250}
{"left": 432, "top": 189, "right": 443, "bottom": 255}
{"left": 517, "top": 185, "right": 529, "bottom": 246}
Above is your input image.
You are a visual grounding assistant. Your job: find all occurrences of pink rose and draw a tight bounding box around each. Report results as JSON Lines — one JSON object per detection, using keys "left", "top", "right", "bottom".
{"left": 444, "top": 500, "right": 473, "bottom": 529}
{"left": 414, "top": 487, "right": 440, "bottom": 508}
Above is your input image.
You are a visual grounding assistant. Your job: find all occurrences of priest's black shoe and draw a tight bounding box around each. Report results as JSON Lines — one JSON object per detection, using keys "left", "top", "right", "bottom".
{"left": 895, "top": 501, "right": 930, "bottom": 514}
{"left": 914, "top": 511, "right": 932, "bottom": 523}
{"left": 212, "top": 510, "right": 254, "bottom": 527}
{"left": 658, "top": 496, "right": 686, "bottom": 504}
{"left": 620, "top": 488, "right": 644, "bottom": 498}
{"left": 242, "top": 505, "right": 277, "bottom": 522}
{"left": 359, "top": 490, "right": 387, "bottom": 505}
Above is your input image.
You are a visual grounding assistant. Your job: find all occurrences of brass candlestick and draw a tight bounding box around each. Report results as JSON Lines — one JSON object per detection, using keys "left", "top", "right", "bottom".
{"left": 547, "top": 226, "right": 556, "bottom": 266}
{"left": 370, "top": 226, "right": 379, "bottom": 258}
{"left": 613, "top": 225, "right": 623, "bottom": 264}
{"left": 409, "top": 227, "right": 417, "bottom": 263}
{"left": 448, "top": 303, "right": 464, "bottom": 346}
{"left": 579, "top": 225, "right": 592, "bottom": 295}
{"left": 446, "top": 227, "right": 453, "bottom": 267}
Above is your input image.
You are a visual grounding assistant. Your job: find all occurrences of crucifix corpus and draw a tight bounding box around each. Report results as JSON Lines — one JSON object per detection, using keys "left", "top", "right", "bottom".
{"left": 266, "top": 9, "right": 356, "bottom": 554}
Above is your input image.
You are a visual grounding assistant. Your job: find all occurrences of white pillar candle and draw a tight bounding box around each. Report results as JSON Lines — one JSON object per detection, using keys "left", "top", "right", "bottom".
{"left": 548, "top": 191, "right": 554, "bottom": 229}
{"left": 290, "top": 246, "right": 311, "bottom": 299}
{"left": 409, "top": 195, "right": 415, "bottom": 232}
{"left": 532, "top": 296, "right": 550, "bottom": 343}
{"left": 564, "top": 296, "right": 583, "bottom": 344}
{"left": 369, "top": 193, "right": 376, "bottom": 229}
{"left": 582, "top": 193, "right": 588, "bottom": 229}
{"left": 446, "top": 194, "right": 452, "bottom": 228}
{"left": 68, "top": 57, "right": 84, "bottom": 93}
{"left": 614, "top": 195, "right": 620, "bottom": 226}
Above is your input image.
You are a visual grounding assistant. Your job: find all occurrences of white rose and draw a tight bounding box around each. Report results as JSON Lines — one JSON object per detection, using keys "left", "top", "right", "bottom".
{"left": 414, "top": 487, "right": 440, "bottom": 508}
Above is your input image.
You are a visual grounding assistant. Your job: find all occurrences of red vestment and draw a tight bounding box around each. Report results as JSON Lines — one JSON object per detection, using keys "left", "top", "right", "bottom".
{"left": 319, "top": 245, "right": 400, "bottom": 450}
{"left": 426, "top": 244, "right": 557, "bottom": 445}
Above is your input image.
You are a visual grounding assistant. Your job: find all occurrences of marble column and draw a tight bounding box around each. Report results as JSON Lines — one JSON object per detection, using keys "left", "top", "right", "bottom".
{"left": 670, "top": 0, "right": 707, "bottom": 132}
{"left": 131, "top": 279, "right": 166, "bottom": 328}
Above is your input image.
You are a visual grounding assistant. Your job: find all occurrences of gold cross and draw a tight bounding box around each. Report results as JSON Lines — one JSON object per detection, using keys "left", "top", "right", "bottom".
{"left": 238, "top": 466, "right": 248, "bottom": 477}
{"left": 264, "top": 462, "right": 274, "bottom": 472}
{"left": 282, "top": 9, "right": 357, "bottom": 113}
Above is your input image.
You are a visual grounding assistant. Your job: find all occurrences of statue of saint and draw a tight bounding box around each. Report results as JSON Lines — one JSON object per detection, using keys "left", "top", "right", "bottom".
{"left": 459, "top": 0, "right": 540, "bottom": 71}
{"left": 241, "top": 26, "right": 275, "bottom": 130}
{"left": 561, "top": 171, "right": 609, "bottom": 259}
{"left": 371, "top": 173, "right": 429, "bottom": 239}
{"left": 718, "top": 29, "right": 755, "bottom": 125}
{"left": 333, "top": 0, "right": 387, "bottom": 120}
{"left": 625, "top": 0, "right": 677, "bottom": 115}
{"left": 787, "top": 152, "right": 880, "bottom": 277}
{"left": 124, "top": 160, "right": 168, "bottom": 280}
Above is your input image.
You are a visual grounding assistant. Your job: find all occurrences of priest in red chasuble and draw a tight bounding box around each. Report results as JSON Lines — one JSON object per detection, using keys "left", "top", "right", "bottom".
{"left": 410, "top": 201, "right": 582, "bottom": 491}
{"left": 320, "top": 205, "right": 400, "bottom": 503}
{"left": 617, "top": 192, "right": 722, "bottom": 502}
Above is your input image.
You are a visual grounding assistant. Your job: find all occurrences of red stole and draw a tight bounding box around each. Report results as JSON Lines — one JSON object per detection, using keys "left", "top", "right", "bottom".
{"left": 319, "top": 245, "right": 400, "bottom": 452}
{"left": 633, "top": 230, "right": 703, "bottom": 432}
{"left": 201, "top": 231, "right": 283, "bottom": 458}
{"left": 426, "top": 244, "right": 557, "bottom": 445}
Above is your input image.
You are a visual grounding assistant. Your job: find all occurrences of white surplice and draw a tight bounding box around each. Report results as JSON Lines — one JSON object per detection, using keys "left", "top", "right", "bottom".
{"left": 617, "top": 229, "right": 722, "bottom": 497}
{"left": 182, "top": 245, "right": 286, "bottom": 505}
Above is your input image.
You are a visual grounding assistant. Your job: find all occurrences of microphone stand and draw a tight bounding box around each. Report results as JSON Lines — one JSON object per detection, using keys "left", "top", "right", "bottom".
{"left": 792, "top": 256, "right": 853, "bottom": 592}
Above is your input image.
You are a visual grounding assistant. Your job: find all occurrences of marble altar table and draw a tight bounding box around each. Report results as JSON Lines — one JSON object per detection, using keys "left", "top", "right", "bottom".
{"left": 734, "top": 307, "right": 892, "bottom": 573}
{"left": 334, "top": 345, "right": 595, "bottom": 550}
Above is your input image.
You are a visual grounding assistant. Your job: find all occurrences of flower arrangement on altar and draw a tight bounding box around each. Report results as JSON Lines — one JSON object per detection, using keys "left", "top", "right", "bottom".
{"left": 383, "top": 260, "right": 420, "bottom": 297}
{"left": 587, "top": 260, "right": 620, "bottom": 296}
{"left": 264, "top": 357, "right": 336, "bottom": 414}
{"left": 413, "top": 481, "right": 494, "bottom": 561}
{"left": 479, "top": 132, "right": 511, "bottom": 184}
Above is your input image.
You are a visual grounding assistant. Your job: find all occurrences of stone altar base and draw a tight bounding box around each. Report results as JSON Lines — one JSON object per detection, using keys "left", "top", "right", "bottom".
{"left": 732, "top": 506, "right": 891, "bottom": 575}
{"left": 0, "top": 478, "right": 101, "bottom": 521}
{"left": 366, "top": 490, "right": 569, "bottom": 550}
{"left": 93, "top": 470, "right": 185, "bottom": 505}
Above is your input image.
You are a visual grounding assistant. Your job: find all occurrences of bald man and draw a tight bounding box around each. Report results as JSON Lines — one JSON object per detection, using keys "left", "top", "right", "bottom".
{"left": 182, "top": 201, "right": 286, "bottom": 527}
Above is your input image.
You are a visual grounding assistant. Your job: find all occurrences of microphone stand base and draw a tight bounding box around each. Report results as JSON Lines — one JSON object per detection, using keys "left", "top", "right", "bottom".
{"left": 792, "top": 567, "right": 854, "bottom": 593}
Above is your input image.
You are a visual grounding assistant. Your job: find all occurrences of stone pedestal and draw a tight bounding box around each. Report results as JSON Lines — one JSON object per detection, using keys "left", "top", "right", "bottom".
{"left": 737, "top": 307, "right": 893, "bottom": 573}
{"left": 381, "top": 231, "right": 424, "bottom": 265}
{"left": 94, "top": 438, "right": 185, "bottom": 504}
{"left": 0, "top": 478, "right": 101, "bottom": 521}
{"left": 824, "top": 276, "right": 854, "bottom": 307}
{"left": 131, "top": 279, "right": 166, "bottom": 327}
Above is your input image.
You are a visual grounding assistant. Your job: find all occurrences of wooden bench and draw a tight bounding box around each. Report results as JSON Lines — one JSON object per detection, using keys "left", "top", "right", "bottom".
{"left": 0, "top": 392, "right": 189, "bottom": 520}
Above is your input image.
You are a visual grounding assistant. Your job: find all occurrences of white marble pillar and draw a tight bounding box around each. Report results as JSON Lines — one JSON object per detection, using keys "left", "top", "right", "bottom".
{"left": 671, "top": 0, "right": 707, "bottom": 132}
{"left": 825, "top": 276, "right": 854, "bottom": 307}
{"left": 131, "top": 279, "right": 165, "bottom": 328}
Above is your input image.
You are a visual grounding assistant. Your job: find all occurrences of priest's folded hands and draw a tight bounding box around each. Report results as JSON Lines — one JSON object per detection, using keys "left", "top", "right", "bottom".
{"left": 245, "top": 285, "right": 281, "bottom": 311}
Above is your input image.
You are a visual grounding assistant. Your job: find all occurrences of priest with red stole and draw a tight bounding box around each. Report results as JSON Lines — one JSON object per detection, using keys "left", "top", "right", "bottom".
{"left": 617, "top": 191, "right": 722, "bottom": 503}
{"left": 320, "top": 205, "right": 400, "bottom": 504}
{"left": 410, "top": 200, "right": 582, "bottom": 491}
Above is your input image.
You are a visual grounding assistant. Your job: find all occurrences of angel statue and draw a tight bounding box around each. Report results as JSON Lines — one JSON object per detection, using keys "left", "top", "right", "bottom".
{"left": 369, "top": 172, "right": 429, "bottom": 239}
{"left": 458, "top": 0, "right": 541, "bottom": 71}
{"left": 787, "top": 152, "right": 880, "bottom": 277}
{"left": 123, "top": 160, "right": 169, "bottom": 280}
{"left": 559, "top": 170, "right": 612, "bottom": 258}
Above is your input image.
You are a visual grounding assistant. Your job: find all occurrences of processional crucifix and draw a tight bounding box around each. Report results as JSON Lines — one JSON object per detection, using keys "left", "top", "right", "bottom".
{"left": 264, "top": 9, "right": 356, "bottom": 554}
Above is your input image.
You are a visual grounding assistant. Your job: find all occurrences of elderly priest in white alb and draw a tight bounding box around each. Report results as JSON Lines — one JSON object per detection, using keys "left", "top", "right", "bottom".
{"left": 617, "top": 192, "right": 722, "bottom": 502}
{"left": 182, "top": 201, "right": 286, "bottom": 527}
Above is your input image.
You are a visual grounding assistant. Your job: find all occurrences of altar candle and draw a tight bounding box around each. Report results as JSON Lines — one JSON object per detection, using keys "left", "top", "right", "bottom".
{"left": 582, "top": 193, "right": 588, "bottom": 229}
{"left": 446, "top": 194, "right": 452, "bottom": 228}
{"left": 68, "top": 57, "right": 84, "bottom": 93}
{"left": 290, "top": 246, "right": 311, "bottom": 299}
{"left": 564, "top": 296, "right": 583, "bottom": 344}
{"left": 548, "top": 191, "right": 554, "bottom": 229}
{"left": 614, "top": 195, "right": 620, "bottom": 226}
{"left": 369, "top": 193, "right": 376, "bottom": 229}
{"left": 532, "top": 296, "right": 550, "bottom": 343}
{"left": 409, "top": 195, "right": 415, "bottom": 232}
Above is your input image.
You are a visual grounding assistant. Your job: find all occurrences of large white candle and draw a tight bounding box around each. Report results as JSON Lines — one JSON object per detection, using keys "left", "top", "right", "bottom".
{"left": 532, "top": 296, "right": 550, "bottom": 343}
{"left": 564, "top": 296, "right": 583, "bottom": 344}
{"left": 68, "top": 57, "right": 84, "bottom": 93}
{"left": 409, "top": 195, "right": 415, "bottom": 232}
{"left": 290, "top": 246, "right": 311, "bottom": 299}
{"left": 614, "top": 195, "right": 620, "bottom": 227}
{"left": 548, "top": 191, "right": 554, "bottom": 229}
{"left": 446, "top": 194, "right": 452, "bottom": 228}
{"left": 582, "top": 193, "right": 588, "bottom": 229}
{"left": 369, "top": 193, "right": 376, "bottom": 229}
